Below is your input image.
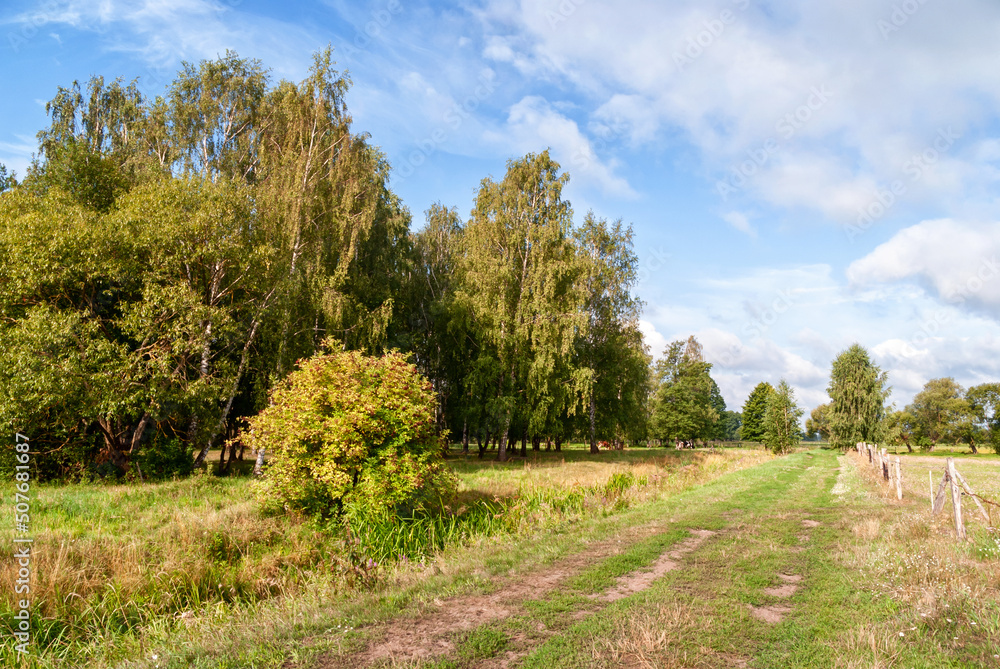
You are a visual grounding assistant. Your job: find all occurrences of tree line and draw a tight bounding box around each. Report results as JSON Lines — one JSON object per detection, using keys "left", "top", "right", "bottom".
{"left": 4, "top": 49, "right": 892, "bottom": 482}
{"left": 3, "top": 49, "right": 717, "bottom": 480}
{"left": 807, "top": 343, "right": 1000, "bottom": 454}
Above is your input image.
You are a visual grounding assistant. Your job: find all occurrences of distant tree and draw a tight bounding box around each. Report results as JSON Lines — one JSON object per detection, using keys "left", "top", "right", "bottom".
{"left": 718, "top": 410, "right": 742, "bottom": 441}
{"left": 827, "top": 344, "right": 890, "bottom": 451}
{"left": 906, "top": 378, "right": 968, "bottom": 450}
{"left": 967, "top": 383, "right": 1000, "bottom": 454}
{"left": 884, "top": 408, "right": 917, "bottom": 452}
{"left": 740, "top": 382, "right": 774, "bottom": 442}
{"left": 0, "top": 163, "right": 15, "bottom": 193}
{"left": 805, "top": 403, "right": 831, "bottom": 441}
{"left": 707, "top": 379, "right": 727, "bottom": 440}
{"left": 649, "top": 336, "right": 717, "bottom": 445}
{"left": 762, "top": 379, "right": 804, "bottom": 454}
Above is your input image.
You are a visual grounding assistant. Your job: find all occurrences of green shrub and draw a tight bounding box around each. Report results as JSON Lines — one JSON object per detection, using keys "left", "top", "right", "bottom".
{"left": 245, "top": 348, "right": 457, "bottom": 520}
{"left": 133, "top": 437, "right": 194, "bottom": 480}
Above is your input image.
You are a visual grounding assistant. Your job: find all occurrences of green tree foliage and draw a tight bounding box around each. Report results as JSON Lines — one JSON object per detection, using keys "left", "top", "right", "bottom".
{"left": 1, "top": 51, "right": 652, "bottom": 484}
{"left": 1, "top": 49, "right": 411, "bottom": 478}
{"left": 762, "top": 379, "right": 804, "bottom": 454}
{"left": 883, "top": 408, "right": 916, "bottom": 452}
{"left": 457, "top": 151, "right": 586, "bottom": 461}
{"left": 245, "top": 349, "right": 457, "bottom": 519}
{"left": 0, "top": 179, "right": 257, "bottom": 478}
{"left": 649, "top": 336, "right": 718, "bottom": 445}
{"left": 827, "top": 343, "right": 890, "bottom": 451}
{"left": 27, "top": 76, "right": 146, "bottom": 212}
{"left": 805, "top": 403, "right": 830, "bottom": 441}
{"left": 707, "top": 379, "right": 727, "bottom": 440}
{"left": 740, "top": 382, "right": 774, "bottom": 442}
{"left": 403, "top": 203, "right": 470, "bottom": 439}
{"left": 717, "top": 410, "right": 742, "bottom": 441}
{"left": 905, "top": 377, "right": 970, "bottom": 451}
{"left": 967, "top": 383, "right": 1000, "bottom": 454}
{"left": 574, "top": 213, "right": 649, "bottom": 452}
{"left": 0, "top": 163, "right": 16, "bottom": 193}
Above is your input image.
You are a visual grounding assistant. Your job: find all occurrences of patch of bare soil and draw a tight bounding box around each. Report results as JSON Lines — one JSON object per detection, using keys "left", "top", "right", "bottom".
{"left": 777, "top": 573, "right": 802, "bottom": 583}
{"left": 801, "top": 519, "right": 820, "bottom": 528}
{"left": 763, "top": 584, "right": 798, "bottom": 598}
{"left": 749, "top": 604, "right": 792, "bottom": 623}
{"left": 490, "top": 529, "right": 719, "bottom": 668}
{"left": 316, "top": 523, "right": 669, "bottom": 668}
{"left": 596, "top": 529, "right": 716, "bottom": 603}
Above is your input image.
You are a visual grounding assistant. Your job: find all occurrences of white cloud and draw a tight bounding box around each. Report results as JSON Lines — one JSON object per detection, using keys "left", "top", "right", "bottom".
{"left": 480, "top": 0, "right": 1000, "bottom": 222}
{"left": 638, "top": 319, "right": 667, "bottom": 360}
{"left": 491, "top": 95, "right": 637, "bottom": 198}
{"left": 722, "top": 211, "right": 755, "bottom": 237}
{"left": 847, "top": 219, "right": 1000, "bottom": 316}
{"left": 18, "top": 0, "right": 316, "bottom": 80}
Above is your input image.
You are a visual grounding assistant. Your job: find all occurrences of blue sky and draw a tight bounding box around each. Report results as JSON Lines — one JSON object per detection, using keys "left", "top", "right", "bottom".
{"left": 3, "top": 0, "right": 1000, "bottom": 417}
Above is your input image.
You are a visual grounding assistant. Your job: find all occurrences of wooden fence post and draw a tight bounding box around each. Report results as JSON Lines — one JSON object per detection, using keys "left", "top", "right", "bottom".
{"left": 929, "top": 469, "right": 933, "bottom": 512}
{"left": 953, "top": 467, "right": 991, "bottom": 524}
{"left": 947, "top": 458, "right": 966, "bottom": 541}
{"left": 894, "top": 456, "right": 902, "bottom": 500}
{"left": 931, "top": 467, "right": 950, "bottom": 515}
{"left": 881, "top": 448, "right": 889, "bottom": 481}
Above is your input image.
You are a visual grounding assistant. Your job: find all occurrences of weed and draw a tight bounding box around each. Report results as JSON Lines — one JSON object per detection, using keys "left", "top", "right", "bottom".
{"left": 456, "top": 626, "right": 508, "bottom": 661}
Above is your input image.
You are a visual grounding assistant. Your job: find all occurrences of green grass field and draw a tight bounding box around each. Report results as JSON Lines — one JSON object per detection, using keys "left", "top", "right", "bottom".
{"left": 2, "top": 444, "right": 998, "bottom": 668}
{"left": 0, "top": 444, "right": 769, "bottom": 667}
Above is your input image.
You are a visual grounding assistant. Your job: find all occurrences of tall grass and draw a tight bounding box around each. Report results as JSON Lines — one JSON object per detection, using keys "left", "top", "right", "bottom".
{"left": 346, "top": 470, "right": 644, "bottom": 566}
{"left": 0, "top": 447, "right": 769, "bottom": 666}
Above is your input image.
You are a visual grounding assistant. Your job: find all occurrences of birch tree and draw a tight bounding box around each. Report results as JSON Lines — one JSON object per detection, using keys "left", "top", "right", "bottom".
{"left": 762, "top": 379, "right": 804, "bottom": 454}
{"left": 458, "top": 150, "right": 582, "bottom": 461}
{"left": 574, "top": 213, "right": 648, "bottom": 451}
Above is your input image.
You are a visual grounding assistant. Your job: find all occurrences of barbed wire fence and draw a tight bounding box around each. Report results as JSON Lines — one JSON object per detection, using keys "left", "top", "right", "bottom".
{"left": 854, "top": 442, "right": 998, "bottom": 541}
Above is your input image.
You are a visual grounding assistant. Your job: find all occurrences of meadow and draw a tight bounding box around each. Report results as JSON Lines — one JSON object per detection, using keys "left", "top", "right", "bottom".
{"left": 0, "top": 444, "right": 772, "bottom": 667}
{"left": 2, "top": 443, "right": 998, "bottom": 667}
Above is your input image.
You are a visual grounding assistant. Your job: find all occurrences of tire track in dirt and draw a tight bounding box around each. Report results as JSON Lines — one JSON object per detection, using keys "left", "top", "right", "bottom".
{"left": 594, "top": 529, "right": 716, "bottom": 603}
{"left": 313, "top": 520, "right": 682, "bottom": 668}
{"left": 476, "top": 528, "right": 720, "bottom": 669}
{"left": 312, "top": 464, "right": 801, "bottom": 668}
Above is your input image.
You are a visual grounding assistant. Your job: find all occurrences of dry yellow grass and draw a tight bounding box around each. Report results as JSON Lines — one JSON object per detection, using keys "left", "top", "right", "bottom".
{"left": 836, "top": 452, "right": 1000, "bottom": 660}
{"left": 456, "top": 450, "right": 773, "bottom": 499}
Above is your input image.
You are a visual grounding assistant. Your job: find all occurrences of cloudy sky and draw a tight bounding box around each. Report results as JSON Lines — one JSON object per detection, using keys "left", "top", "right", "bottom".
{"left": 3, "top": 0, "right": 1000, "bottom": 416}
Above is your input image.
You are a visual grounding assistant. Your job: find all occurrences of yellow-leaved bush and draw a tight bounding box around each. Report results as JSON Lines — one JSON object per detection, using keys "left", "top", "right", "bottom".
{"left": 245, "top": 349, "right": 457, "bottom": 519}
